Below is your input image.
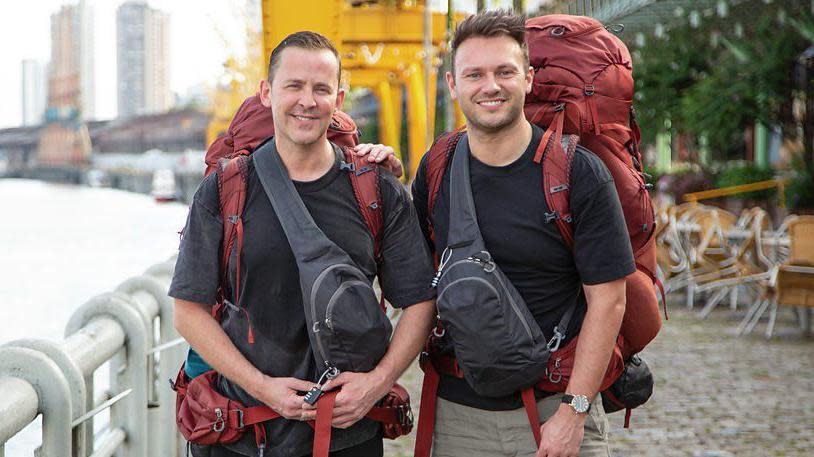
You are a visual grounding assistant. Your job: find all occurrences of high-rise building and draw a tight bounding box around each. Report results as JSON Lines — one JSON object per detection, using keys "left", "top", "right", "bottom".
{"left": 39, "top": 1, "right": 94, "bottom": 166}
{"left": 46, "top": 0, "right": 95, "bottom": 121}
{"left": 21, "top": 60, "right": 47, "bottom": 126}
{"left": 117, "top": 1, "right": 171, "bottom": 118}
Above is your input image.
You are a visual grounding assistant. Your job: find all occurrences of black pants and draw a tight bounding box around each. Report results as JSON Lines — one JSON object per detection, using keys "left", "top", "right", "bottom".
{"left": 189, "top": 435, "right": 384, "bottom": 457}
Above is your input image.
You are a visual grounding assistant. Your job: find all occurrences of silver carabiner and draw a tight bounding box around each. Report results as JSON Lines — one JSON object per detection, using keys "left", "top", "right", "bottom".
{"left": 213, "top": 408, "right": 226, "bottom": 432}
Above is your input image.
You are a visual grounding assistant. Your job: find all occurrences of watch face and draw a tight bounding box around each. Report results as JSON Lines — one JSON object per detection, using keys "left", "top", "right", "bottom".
{"left": 571, "top": 395, "right": 590, "bottom": 413}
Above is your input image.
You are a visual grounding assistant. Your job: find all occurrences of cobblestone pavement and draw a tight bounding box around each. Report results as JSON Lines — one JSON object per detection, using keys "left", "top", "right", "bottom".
{"left": 384, "top": 302, "right": 814, "bottom": 457}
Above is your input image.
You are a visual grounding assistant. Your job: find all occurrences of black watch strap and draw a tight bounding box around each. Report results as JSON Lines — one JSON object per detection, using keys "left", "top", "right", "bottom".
{"left": 561, "top": 394, "right": 591, "bottom": 413}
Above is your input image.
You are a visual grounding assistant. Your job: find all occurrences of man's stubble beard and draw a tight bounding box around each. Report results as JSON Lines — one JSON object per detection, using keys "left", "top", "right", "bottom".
{"left": 463, "top": 97, "right": 526, "bottom": 135}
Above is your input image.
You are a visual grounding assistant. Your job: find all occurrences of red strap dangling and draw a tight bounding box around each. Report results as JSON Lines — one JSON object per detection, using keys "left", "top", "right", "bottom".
{"left": 413, "top": 361, "right": 441, "bottom": 457}
{"left": 312, "top": 390, "right": 339, "bottom": 457}
{"left": 521, "top": 388, "right": 542, "bottom": 447}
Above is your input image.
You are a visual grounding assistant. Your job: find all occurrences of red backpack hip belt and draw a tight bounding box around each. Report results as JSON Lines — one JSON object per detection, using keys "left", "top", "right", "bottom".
{"left": 171, "top": 365, "right": 413, "bottom": 457}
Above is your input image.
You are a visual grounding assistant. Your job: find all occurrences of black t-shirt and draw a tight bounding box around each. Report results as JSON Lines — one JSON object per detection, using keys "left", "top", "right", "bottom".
{"left": 169, "top": 142, "right": 436, "bottom": 457}
{"left": 411, "top": 124, "right": 635, "bottom": 411}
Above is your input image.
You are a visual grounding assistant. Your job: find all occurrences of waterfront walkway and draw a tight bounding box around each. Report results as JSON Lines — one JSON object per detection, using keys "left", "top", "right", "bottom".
{"left": 386, "top": 302, "right": 814, "bottom": 457}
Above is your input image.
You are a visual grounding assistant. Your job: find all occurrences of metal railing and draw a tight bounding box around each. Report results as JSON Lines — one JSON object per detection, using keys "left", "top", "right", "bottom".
{"left": 683, "top": 178, "right": 786, "bottom": 206}
{"left": 0, "top": 257, "right": 186, "bottom": 457}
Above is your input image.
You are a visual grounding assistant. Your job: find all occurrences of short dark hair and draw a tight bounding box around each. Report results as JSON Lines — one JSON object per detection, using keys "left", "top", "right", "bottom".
{"left": 267, "top": 31, "right": 341, "bottom": 85}
{"left": 450, "top": 9, "right": 528, "bottom": 75}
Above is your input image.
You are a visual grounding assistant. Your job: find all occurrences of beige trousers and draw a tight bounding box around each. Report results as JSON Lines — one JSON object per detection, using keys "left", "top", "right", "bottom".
{"left": 431, "top": 393, "right": 610, "bottom": 457}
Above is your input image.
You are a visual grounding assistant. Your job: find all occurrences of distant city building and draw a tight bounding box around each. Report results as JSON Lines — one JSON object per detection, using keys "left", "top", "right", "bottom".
{"left": 40, "top": 0, "right": 95, "bottom": 166}
{"left": 46, "top": 0, "right": 95, "bottom": 121}
{"left": 117, "top": 1, "right": 172, "bottom": 118}
{"left": 21, "top": 60, "right": 47, "bottom": 126}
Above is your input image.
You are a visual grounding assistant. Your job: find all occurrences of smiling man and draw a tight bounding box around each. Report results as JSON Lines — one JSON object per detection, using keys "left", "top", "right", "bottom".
{"left": 170, "top": 31, "right": 436, "bottom": 457}
{"left": 411, "top": 10, "right": 634, "bottom": 457}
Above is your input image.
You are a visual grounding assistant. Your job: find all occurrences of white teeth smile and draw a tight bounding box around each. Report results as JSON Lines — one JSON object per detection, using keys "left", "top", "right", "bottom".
{"left": 478, "top": 100, "right": 504, "bottom": 106}
{"left": 294, "top": 115, "right": 317, "bottom": 121}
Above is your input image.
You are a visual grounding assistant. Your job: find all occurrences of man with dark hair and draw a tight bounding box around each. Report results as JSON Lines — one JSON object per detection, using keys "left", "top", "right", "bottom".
{"left": 171, "top": 30, "right": 436, "bottom": 457}
{"left": 412, "top": 10, "right": 632, "bottom": 457}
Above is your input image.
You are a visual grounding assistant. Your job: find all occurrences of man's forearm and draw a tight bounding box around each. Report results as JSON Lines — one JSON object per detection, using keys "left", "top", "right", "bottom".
{"left": 174, "top": 299, "right": 264, "bottom": 397}
{"left": 371, "top": 299, "right": 436, "bottom": 386}
{"left": 565, "top": 279, "right": 626, "bottom": 400}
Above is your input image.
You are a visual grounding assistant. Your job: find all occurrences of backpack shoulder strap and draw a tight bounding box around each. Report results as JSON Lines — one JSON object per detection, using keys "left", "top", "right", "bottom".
{"left": 214, "top": 155, "right": 250, "bottom": 325}
{"left": 342, "top": 147, "right": 384, "bottom": 260}
{"left": 540, "top": 133, "right": 579, "bottom": 248}
{"left": 426, "top": 130, "right": 465, "bottom": 243}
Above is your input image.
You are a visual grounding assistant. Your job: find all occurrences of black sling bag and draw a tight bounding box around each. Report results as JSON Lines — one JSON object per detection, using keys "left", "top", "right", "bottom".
{"left": 432, "top": 134, "right": 575, "bottom": 397}
{"left": 253, "top": 142, "right": 392, "bottom": 386}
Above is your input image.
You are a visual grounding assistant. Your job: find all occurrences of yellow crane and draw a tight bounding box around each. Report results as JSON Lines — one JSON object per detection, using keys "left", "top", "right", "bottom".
{"left": 208, "top": 0, "right": 466, "bottom": 179}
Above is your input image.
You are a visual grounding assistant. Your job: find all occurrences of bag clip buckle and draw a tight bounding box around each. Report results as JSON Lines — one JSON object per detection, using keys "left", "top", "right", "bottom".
{"left": 213, "top": 408, "right": 226, "bottom": 432}
{"left": 339, "top": 161, "right": 356, "bottom": 172}
{"left": 547, "top": 326, "right": 564, "bottom": 352}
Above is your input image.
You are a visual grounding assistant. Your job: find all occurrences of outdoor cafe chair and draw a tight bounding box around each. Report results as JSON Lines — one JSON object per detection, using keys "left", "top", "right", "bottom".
{"left": 737, "top": 215, "right": 814, "bottom": 337}
{"left": 695, "top": 208, "right": 775, "bottom": 319}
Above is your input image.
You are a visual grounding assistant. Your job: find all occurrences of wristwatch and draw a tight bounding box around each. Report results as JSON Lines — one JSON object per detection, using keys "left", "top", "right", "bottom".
{"left": 562, "top": 394, "right": 591, "bottom": 414}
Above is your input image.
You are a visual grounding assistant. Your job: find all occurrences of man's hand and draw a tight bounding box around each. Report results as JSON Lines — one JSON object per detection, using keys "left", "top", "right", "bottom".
{"left": 324, "top": 370, "right": 392, "bottom": 429}
{"left": 353, "top": 143, "right": 403, "bottom": 178}
{"left": 535, "top": 404, "right": 586, "bottom": 457}
{"left": 249, "top": 375, "right": 318, "bottom": 421}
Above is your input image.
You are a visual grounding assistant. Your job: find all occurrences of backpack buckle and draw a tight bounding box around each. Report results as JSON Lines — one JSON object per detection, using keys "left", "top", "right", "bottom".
{"left": 355, "top": 165, "right": 373, "bottom": 176}
{"left": 232, "top": 409, "right": 245, "bottom": 428}
{"left": 550, "top": 184, "right": 568, "bottom": 194}
{"left": 544, "top": 211, "right": 560, "bottom": 223}
{"left": 584, "top": 84, "right": 595, "bottom": 96}
{"left": 339, "top": 161, "right": 355, "bottom": 172}
{"left": 554, "top": 102, "right": 566, "bottom": 112}
{"left": 227, "top": 215, "right": 239, "bottom": 225}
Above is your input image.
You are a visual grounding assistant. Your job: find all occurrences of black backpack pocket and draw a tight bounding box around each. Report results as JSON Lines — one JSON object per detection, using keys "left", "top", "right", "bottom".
{"left": 435, "top": 252, "right": 550, "bottom": 397}
{"left": 310, "top": 264, "right": 391, "bottom": 374}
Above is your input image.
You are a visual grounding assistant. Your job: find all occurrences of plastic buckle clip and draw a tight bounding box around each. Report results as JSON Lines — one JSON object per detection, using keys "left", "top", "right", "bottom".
{"left": 544, "top": 211, "right": 560, "bottom": 224}
{"left": 339, "top": 161, "right": 356, "bottom": 172}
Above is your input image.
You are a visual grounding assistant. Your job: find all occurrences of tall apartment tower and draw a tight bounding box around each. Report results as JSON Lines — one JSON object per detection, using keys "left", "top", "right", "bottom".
{"left": 47, "top": 0, "right": 95, "bottom": 121}
{"left": 117, "top": 1, "right": 171, "bottom": 118}
{"left": 22, "top": 60, "right": 47, "bottom": 126}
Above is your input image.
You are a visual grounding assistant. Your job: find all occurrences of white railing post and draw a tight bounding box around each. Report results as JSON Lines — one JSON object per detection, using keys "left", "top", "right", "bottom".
{"left": 0, "top": 347, "right": 72, "bottom": 457}
{"left": 116, "top": 274, "right": 181, "bottom": 457}
{"left": 66, "top": 293, "right": 150, "bottom": 457}
{"left": 6, "top": 340, "right": 87, "bottom": 457}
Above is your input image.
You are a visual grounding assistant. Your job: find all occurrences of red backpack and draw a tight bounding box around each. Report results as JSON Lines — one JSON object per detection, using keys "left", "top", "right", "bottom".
{"left": 414, "top": 15, "right": 664, "bottom": 456}
{"left": 173, "top": 94, "right": 413, "bottom": 457}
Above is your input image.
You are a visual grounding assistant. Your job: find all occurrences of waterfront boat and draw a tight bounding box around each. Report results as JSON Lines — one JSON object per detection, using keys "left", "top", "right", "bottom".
{"left": 151, "top": 168, "right": 178, "bottom": 202}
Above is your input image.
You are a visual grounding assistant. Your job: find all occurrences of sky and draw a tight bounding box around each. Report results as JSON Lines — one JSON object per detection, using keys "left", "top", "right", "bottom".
{"left": 0, "top": 0, "right": 547, "bottom": 129}
{"left": 0, "top": 0, "right": 250, "bottom": 128}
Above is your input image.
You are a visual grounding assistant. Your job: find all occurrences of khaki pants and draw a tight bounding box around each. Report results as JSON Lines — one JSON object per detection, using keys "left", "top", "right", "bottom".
{"left": 431, "top": 394, "right": 610, "bottom": 457}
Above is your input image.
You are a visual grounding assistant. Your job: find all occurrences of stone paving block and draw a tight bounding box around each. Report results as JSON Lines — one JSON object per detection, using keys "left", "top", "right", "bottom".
{"left": 384, "top": 301, "right": 814, "bottom": 457}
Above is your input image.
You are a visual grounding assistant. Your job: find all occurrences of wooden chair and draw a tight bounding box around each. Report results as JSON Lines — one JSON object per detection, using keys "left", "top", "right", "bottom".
{"left": 764, "top": 216, "right": 814, "bottom": 337}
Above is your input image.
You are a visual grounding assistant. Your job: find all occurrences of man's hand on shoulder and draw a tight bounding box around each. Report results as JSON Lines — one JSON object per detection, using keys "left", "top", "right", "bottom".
{"left": 249, "top": 375, "right": 319, "bottom": 421}
{"left": 324, "top": 369, "right": 393, "bottom": 429}
{"left": 536, "top": 404, "right": 587, "bottom": 457}
{"left": 353, "top": 143, "right": 403, "bottom": 178}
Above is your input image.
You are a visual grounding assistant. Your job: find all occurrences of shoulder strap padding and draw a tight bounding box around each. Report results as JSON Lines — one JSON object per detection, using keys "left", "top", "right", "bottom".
{"left": 342, "top": 147, "right": 384, "bottom": 260}
{"left": 541, "top": 134, "right": 579, "bottom": 248}
{"left": 426, "top": 130, "right": 466, "bottom": 231}
{"left": 214, "top": 155, "right": 250, "bottom": 322}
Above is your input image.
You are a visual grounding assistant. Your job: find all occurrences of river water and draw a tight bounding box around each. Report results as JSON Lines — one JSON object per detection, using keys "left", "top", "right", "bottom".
{"left": 0, "top": 179, "right": 190, "bottom": 455}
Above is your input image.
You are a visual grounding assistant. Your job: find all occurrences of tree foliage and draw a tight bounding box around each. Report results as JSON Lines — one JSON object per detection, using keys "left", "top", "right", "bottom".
{"left": 631, "top": 1, "right": 813, "bottom": 161}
